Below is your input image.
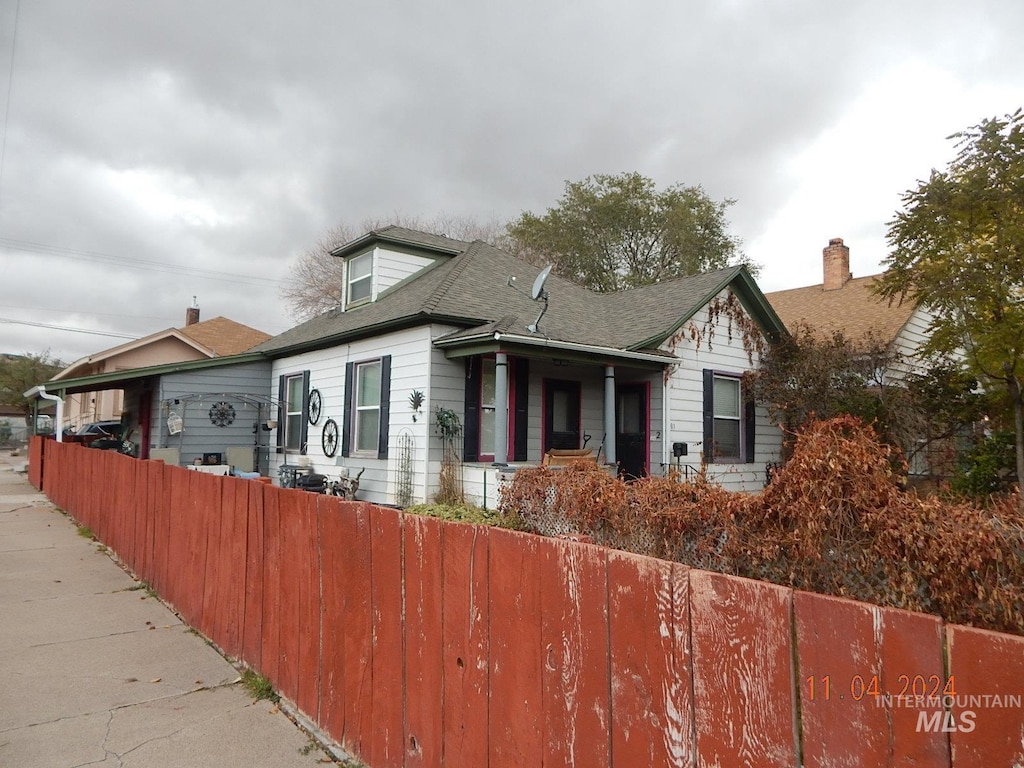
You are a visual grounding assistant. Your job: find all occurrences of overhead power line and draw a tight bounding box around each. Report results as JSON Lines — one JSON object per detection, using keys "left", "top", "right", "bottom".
{"left": 0, "top": 317, "right": 139, "bottom": 340}
{"left": 0, "top": 302, "right": 169, "bottom": 323}
{"left": 0, "top": 237, "right": 288, "bottom": 289}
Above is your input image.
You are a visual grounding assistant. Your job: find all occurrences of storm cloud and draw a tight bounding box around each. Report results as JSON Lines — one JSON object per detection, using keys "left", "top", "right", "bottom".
{"left": 1, "top": 0, "right": 1022, "bottom": 362}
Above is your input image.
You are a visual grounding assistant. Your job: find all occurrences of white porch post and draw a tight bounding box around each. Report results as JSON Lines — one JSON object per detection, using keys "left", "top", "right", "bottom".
{"left": 494, "top": 352, "right": 509, "bottom": 464}
{"left": 603, "top": 365, "right": 616, "bottom": 465}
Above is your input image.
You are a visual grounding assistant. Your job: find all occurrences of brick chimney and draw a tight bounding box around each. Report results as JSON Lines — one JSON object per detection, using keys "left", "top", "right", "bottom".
{"left": 823, "top": 238, "right": 851, "bottom": 291}
{"left": 185, "top": 296, "right": 200, "bottom": 326}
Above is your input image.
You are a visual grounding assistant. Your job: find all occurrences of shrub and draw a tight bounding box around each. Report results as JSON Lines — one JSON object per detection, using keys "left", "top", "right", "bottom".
{"left": 500, "top": 416, "right": 1024, "bottom": 635}
{"left": 949, "top": 431, "right": 1016, "bottom": 500}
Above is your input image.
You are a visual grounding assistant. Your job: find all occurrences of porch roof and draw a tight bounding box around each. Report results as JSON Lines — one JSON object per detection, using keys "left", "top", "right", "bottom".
{"left": 31, "top": 353, "right": 266, "bottom": 397}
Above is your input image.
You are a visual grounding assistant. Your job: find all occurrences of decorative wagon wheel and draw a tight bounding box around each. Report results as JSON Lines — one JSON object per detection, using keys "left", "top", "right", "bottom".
{"left": 308, "top": 388, "right": 323, "bottom": 425}
{"left": 322, "top": 417, "right": 339, "bottom": 458}
{"left": 208, "top": 401, "right": 235, "bottom": 427}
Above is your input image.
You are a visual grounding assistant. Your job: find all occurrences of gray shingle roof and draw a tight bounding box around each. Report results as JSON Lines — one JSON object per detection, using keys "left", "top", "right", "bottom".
{"left": 254, "top": 231, "right": 782, "bottom": 357}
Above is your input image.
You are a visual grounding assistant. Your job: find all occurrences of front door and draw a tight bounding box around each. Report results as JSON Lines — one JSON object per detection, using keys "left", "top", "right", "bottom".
{"left": 544, "top": 380, "right": 581, "bottom": 451}
{"left": 616, "top": 383, "right": 648, "bottom": 479}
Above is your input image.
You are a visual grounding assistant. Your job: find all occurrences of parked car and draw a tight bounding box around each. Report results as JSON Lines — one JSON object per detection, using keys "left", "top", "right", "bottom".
{"left": 65, "top": 420, "right": 124, "bottom": 447}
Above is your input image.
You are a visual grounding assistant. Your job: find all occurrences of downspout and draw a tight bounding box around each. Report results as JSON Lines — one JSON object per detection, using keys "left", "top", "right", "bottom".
{"left": 23, "top": 385, "right": 64, "bottom": 442}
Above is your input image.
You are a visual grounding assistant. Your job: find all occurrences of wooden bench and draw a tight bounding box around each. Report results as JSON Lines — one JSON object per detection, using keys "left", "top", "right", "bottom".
{"left": 542, "top": 448, "right": 598, "bottom": 467}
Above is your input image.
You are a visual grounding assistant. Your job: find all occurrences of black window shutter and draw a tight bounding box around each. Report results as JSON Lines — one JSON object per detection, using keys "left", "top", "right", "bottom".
{"left": 513, "top": 358, "right": 529, "bottom": 462}
{"left": 744, "top": 395, "right": 756, "bottom": 464}
{"left": 702, "top": 369, "right": 714, "bottom": 463}
{"left": 276, "top": 374, "right": 285, "bottom": 453}
{"left": 377, "top": 355, "right": 391, "bottom": 459}
{"left": 300, "top": 370, "right": 310, "bottom": 455}
{"left": 463, "top": 357, "right": 481, "bottom": 462}
{"left": 341, "top": 362, "right": 354, "bottom": 458}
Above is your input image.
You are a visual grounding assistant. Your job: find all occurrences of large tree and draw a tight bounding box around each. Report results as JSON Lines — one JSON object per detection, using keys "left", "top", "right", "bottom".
{"left": 281, "top": 214, "right": 510, "bottom": 321}
{"left": 506, "top": 172, "right": 749, "bottom": 292}
{"left": 0, "top": 352, "right": 64, "bottom": 416}
{"left": 875, "top": 110, "right": 1024, "bottom": 507}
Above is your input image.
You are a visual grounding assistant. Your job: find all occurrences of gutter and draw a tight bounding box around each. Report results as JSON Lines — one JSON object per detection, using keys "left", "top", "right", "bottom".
{"left": 436, "top": 330, "right": 676, "bottom": 365}
{"left": 23, "top": 385, "right": 63, "bottom": 442}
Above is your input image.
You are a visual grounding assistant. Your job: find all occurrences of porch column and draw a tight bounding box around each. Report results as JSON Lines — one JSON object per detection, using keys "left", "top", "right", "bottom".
{"left": 494, "top": 352, "right": 509, "bottom": 464}
{"left": 603, "top": 365, "right": 616, "bottom": 465}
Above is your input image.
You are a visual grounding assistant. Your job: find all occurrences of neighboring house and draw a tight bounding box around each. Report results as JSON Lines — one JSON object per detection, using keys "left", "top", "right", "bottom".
{"left": 251, "top": 226, "right": 787, "bottom": 507}
{"left": 764, "top": 238, "right": 934, "bottom": 380}
{"left": 764, "top": 237, "right": 941, "bottom": 474}
{"left": 26, "top": 352, "right": 275, "bottom": 470}
{"left": 50, "top": 303, "right": 271, "bottom": 433}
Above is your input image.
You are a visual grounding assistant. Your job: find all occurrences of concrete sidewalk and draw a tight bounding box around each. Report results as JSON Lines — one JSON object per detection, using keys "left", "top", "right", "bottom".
{"left": 0, "top": 450, "right": 344, "bottom": 767}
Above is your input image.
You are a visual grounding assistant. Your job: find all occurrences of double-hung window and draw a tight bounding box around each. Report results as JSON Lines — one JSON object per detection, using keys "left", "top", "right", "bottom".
{"left": 703, "top": 369, "right": 754, "bottom": 463}
{"left": 342, "top": 356, "right": 391, "bottom": 459}
{"left": 479, "top": 358, "right": 496, "bottom": 459}
{"left": 347, "top": 253, "right": 372, "bottom": 305}
{"left": 277, "top": 370, "right": 310, "bottom": 454}
{"left": 354, "top": 360, "right": 381, "bottom": 453}
{"left": 712, "top": 375, "right": 741, "bottom": 459}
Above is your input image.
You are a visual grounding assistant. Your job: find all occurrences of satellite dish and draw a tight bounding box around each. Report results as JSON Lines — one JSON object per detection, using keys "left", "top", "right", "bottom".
{"left": 531, "top": 265, "right": 552, "bottom": 300}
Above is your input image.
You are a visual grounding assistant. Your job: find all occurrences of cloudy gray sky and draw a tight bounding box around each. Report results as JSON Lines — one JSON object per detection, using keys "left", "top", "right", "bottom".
{"left": 1, "top": 0, "right": 1022, "bottom": 364}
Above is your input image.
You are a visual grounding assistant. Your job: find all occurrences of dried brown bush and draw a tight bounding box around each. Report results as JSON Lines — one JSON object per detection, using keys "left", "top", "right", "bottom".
{"left": 499, "top": 416, "right": 1024, "bottom": 635}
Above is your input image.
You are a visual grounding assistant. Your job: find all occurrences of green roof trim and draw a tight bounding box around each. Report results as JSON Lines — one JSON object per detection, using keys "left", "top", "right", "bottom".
{"left": 31, "top": 352, "right": 267, "bottom": 397}
{"left": 626, "top": 266, "right": 787, "bottom": 351}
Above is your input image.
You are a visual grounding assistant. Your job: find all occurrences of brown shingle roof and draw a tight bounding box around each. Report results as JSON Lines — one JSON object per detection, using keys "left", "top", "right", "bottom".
{"left": 179, "top": 316, "right": 272, "bottom": 356}
{"left": 765, "top": 274, "right": 915, "bottom": 344}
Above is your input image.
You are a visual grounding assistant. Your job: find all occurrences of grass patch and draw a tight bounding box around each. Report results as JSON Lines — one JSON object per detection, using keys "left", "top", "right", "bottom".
{"left": 76, "top": 525, "right": 95, "bottom": 540}
{"left": 240, "top": 669, "right": 279, "bottom": 703}
{"left": 404, "top": 502, "right": 524, "bottom": 529}
{"left": 123, "top": 581, "right": 159, "bottom": 599}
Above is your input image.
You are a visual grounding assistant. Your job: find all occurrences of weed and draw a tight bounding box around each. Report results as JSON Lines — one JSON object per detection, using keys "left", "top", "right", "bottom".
{"left": 123, "top": 581, "right": 157, "bottom": 598}
{"left": 405, "top": 501, "right": 525, "bottom": 529}
{"left": 240, "top": 669, "right": 279, "bottom": 703}
{"left": 76, "top": 525, "right": 95, "bottom": 540}
{"left": 298, "top": 739, "right": 319, "bottom": 756}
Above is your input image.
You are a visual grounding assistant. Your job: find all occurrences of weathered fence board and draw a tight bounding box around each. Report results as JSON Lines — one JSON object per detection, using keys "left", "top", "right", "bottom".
{"left": 369, "top": 506, "right": 404, "bottom": 768}
{"left": 877, "top": 606, "right": 950, "bottom": 767}
{"left": 947, "top": 624, "right": 1024, "bottom": 766}
{"left": 608, "top": 551, "right": 693, "bottom": 767}
{"left": 539, "top": 537, "right": 612, "bottom": 768}
{"left": 690, "top": 570, "right": 797, "bottom": 768}
{"left": 317, "top": 495, "right": 347, "bottom": 739}
{"left": 488, "top": 527, "right": 544, "bottom": 767}
{"left": 441, "top": 522, "right": 490, "bottom": 767}
{"left": 339, "top": 502, "right": 373, "bottom": 759}
{"left": 241, "top": 480, "right": 265, "bottom": 670}
{"left": 403, "top": 513, "right": 444, "bottom": 768}
{"left": 794, "top": 591, "right": 890, "bottom": 766}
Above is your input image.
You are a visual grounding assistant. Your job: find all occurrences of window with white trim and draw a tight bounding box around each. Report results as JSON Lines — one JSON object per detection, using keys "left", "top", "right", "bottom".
{"left": 712, "top": 375, "right": 741, "bottom": 459}
{"left": 347, "top": 252, "right": 372, "bottom": 304}
{"left": 703, "top": 369, "right": 754, "bottom": 463}
{"left": 278, "top": 370, "right": 309, "bottom": 454}
{"left": 479, "top": 358, "right": 496, "bottom": 458}
{"left": 354, "top": 360, "right": 382, "bottom": 453}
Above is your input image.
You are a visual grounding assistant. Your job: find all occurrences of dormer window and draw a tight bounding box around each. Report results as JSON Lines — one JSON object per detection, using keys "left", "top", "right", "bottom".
{"left": 347, "top": 252, "right": 373, "bottom": 304}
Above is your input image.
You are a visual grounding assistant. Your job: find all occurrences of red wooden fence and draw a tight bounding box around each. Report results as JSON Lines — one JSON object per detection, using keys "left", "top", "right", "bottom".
{"left": 32, "top": 438, "right": 1024, "bottom": 767}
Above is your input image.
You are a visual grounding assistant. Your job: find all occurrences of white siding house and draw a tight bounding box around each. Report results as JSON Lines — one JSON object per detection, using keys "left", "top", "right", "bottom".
{"left": 253, "top": 226, "right": 787, "bottom": 507}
